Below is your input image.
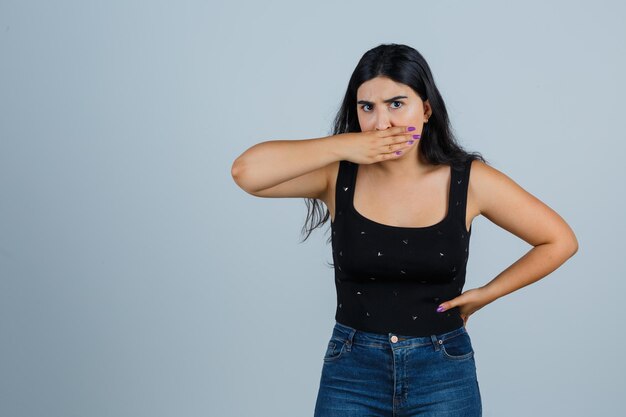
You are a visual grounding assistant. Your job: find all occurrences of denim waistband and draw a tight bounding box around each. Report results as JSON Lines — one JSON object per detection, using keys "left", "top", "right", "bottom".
{"left": 331, "top": 320, "right": 468, "bottom": 350}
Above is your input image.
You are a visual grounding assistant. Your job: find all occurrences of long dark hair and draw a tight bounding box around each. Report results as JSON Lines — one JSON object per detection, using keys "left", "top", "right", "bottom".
{"left": 300, "top": 43, "right": 488, "bottom": 244}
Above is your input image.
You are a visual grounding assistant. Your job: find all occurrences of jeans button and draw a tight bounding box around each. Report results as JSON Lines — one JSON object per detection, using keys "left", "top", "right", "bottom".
{"left": 391, "top": 335, "right": 398, "bottom": 343}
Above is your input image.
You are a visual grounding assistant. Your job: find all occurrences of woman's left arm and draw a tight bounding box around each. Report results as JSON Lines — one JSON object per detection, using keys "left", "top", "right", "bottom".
{"left": 437, "top": 160, "right": 579, "bottom": 324}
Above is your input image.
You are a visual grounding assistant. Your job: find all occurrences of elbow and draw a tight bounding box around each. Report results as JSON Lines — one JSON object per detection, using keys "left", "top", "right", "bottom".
{"left": 566, "top": 226, "right": 579, "bottom": 256}
{"left": 231, "top": 158, "right": 258, "bottom": 194}
{"left": 556, "top": 223, "right": 579, "bottom": 257}
{"left": 231, "top": 158, "right": 247, "bottom": 190}
{"left": 568, "top": 237, "right": 579, "bottom": 257}
{"left": 231, "top": 158, "right": 243, "bottom": 181}
{"left": 541, "top": 234, "right": 578, "bottom": 258}
{"left": 560, "top": 234, "right": 579, "bottom": 258}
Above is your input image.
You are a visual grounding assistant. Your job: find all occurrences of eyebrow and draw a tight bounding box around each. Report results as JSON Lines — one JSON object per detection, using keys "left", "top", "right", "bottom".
{"left": 357, "top": 95, "right": 408, "bottom": 105}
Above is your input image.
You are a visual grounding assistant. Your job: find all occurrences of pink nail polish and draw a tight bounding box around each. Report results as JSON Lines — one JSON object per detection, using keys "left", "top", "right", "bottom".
{"left": 436, "top": 306, "right": 444, "bottom": 313}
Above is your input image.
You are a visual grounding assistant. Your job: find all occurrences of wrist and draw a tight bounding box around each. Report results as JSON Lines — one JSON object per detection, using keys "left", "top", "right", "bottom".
{"left": 321, "top": 133, "right": 350, "bottom": 162}
{"left": 479, "top": 284, "right": 501, "bottom": 304}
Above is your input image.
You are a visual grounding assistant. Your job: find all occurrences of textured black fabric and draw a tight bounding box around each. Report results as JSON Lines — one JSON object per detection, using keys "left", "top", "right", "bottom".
{"left": 330, "top": 159, "right": 473, "bottom": 336}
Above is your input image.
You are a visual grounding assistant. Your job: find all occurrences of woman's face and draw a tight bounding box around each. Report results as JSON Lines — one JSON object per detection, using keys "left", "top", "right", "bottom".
{"left": 356, "top": 76, "right": 431, "bottom": 133}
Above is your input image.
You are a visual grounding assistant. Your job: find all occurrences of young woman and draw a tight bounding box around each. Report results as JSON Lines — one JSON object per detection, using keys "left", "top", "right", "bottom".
{"left": 231, "top": 43, "right": 578, "bottom": 417}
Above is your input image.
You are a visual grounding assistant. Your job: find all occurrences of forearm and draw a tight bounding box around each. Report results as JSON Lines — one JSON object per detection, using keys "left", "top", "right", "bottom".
{"left": 480, "top": 242, "right": 577, "bottom": 303}
{"left": 232, "top": 135, "right": 344, "bottom": 192}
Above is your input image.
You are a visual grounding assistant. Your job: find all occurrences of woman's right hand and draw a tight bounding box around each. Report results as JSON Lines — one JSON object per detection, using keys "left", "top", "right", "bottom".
{"left": 337, "top": 126, "right": 420, "bottom": 164}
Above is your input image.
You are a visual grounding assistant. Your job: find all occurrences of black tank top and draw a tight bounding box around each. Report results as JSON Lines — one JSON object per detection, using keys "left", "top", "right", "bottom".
{"left": 330, "top": 158, "right": 473, "bottom": 336}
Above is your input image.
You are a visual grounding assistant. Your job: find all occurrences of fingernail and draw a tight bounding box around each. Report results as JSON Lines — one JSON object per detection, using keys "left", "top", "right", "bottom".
{"left": 395, "top": 151, "right": 402, "bottom": 155}
{"left": 407, "top": 126, "right": 416, "bottom": 131}
{"left": 436, "top": 306, "right": 444, "bottom": 313}
{"left": 413, "top": 134, "right": 421, "bottom": 139}
{"left": 407, "top": 140, "right": 414, "bottom": 145}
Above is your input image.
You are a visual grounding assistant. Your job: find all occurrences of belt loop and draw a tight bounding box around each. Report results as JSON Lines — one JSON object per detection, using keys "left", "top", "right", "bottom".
{"left": 430, "top": 334, "right": 441, "bottom": 351}
{"left": 345, "top": 328, "right": 356, "bottom": 352}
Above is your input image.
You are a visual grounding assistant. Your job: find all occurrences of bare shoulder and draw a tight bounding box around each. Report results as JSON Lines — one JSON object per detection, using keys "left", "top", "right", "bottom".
{"left": 468, "top": 159, "right": 500, "bottom": 193}
{"left": 468, "top": 159, "right": 578, "bottom": 250}
{"left": 468, "top": 159, "right": 518, "bottom": 205}
{"left": 468, "top": 158, "right": 527, "bottom": 219}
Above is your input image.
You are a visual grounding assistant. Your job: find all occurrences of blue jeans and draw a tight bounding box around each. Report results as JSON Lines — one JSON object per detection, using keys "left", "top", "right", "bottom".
{"left": 314, "top": 321, "right": 482, "bottom": 416}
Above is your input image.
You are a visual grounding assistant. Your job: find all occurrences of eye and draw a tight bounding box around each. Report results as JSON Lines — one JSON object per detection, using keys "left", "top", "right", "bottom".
{"left": 359, "top": 101, "right": 404, "bottom": 112}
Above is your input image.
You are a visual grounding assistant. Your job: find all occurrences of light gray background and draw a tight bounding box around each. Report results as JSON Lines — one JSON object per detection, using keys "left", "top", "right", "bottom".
{"left": 1, "top": 1, "right": 623, "bottom": 416}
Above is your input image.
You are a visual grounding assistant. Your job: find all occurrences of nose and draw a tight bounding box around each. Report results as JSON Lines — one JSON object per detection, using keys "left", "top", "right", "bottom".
{"left": 374, "top": 115, "right": 392, "bottom": 131}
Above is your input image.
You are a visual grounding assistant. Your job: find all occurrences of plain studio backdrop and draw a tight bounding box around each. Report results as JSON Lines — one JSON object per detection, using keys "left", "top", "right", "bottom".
{"left": 1, "top": 1, "right": 624, "bottom": 416}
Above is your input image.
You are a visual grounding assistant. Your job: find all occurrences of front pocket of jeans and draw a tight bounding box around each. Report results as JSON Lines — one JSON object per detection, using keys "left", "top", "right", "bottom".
{"left": 323, "top": 338, "right": 346, "bottom": 362}
{"left": 440, "top": 332, "right": 474, "bottom": 360}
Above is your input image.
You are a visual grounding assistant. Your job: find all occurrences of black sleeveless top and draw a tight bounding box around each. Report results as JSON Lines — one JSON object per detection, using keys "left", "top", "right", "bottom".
{"left": 330, "top": 158, "right": 473, "bottom": 336}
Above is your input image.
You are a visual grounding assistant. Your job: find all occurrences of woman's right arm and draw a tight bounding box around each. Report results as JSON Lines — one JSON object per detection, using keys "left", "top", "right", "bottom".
{"left": 230, "top": 135, "right": 347, "bottom": 199}
{"left": 231, "top": 126, "right": 417, "bottom": 199}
